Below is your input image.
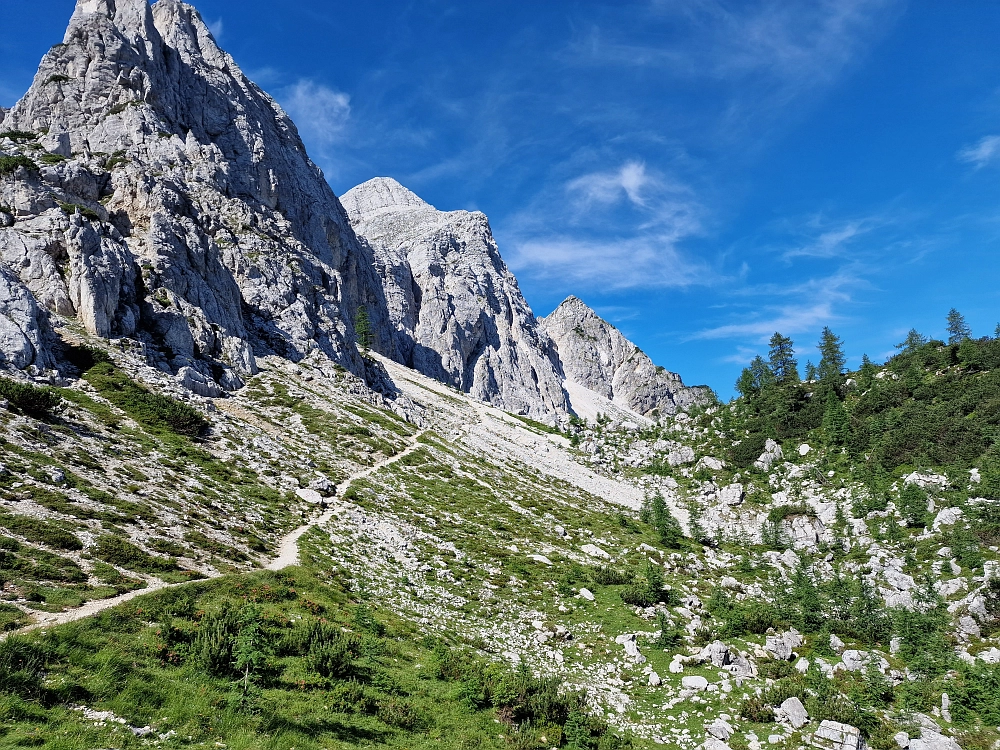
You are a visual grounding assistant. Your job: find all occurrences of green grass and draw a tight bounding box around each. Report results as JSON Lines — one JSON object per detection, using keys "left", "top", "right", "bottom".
{"left": 0, "top": 568, "right": 635, "bottom": 750}
{"left": 83, "top": 362, "right": 208, "bottom": 437}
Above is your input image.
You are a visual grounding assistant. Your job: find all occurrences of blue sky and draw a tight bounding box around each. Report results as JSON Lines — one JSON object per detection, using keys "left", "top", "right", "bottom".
{"left": 4, "top": 1, "right": 1000, "bottom": 397}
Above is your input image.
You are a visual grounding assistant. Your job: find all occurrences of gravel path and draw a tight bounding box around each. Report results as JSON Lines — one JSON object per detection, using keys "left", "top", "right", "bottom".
{"left": 2, "top": 429, "right": 427, "bottom": 640}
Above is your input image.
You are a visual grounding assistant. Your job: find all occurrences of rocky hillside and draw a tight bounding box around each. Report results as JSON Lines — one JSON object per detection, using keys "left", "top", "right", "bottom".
{"left": 1, "top": 0, "right": 392, "bottom": 395}
{"left": 1, "top": 326, "right": 999, "bottom": 750}
{"left": 342, "top": 177, "right": 569, "bottom": 422}
{"left": 542, "top": 295, "right": 711, "bottom": 418}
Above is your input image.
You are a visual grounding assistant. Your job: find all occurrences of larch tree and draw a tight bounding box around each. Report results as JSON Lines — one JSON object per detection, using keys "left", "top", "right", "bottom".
{"left": 946, "top": 308, "right": 972, "bottom": 345}
{"left": 768, "top": 332, "right": 799, "bottom": 384}
{"left": 817, "top": 327, "right": 846, "bottom": 383}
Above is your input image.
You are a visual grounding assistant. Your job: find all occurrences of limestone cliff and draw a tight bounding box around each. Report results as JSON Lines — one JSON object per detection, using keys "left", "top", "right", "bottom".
{"left": 341, "top": 178, "right": 569, "bottom": 421}
{"left": 0, "top": 0, "right": 390, "bottom": 390}
{"left": 540, "top": 296, "right": 710, "bottom": 418}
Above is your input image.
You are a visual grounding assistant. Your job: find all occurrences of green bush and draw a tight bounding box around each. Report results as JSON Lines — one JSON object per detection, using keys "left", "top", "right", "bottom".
{"left": 0, "top": 378, "right": 61, "bottom": 417}
{"left": 58, "top": 201, "right": 99, "bottom": 220}
{"left": 83, "top": 362, "right": 208, "bottom": 437}
{"left": 591, "top": 565, "right": 630, "bottom": 586}
{"left": 306, "top": 622, "right": 360, "bottom": 679}
{"left": 0, "top": 131, "right": 37, "bottom": 142}
{"left": 0, "top": 155, "right": 37, "bottom": 176}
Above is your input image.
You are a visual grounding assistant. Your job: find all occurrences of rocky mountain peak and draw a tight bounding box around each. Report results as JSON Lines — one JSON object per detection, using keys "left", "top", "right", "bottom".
{"left": 343, "top": 179, "right": 570, "bottom": 422}
{"left": 1, "top": 0, "right": 390, "bottom": 393}
{"left": 541, "top": 296, "right": 710, "bottom": 418}
{"left": 341, "top": 177, "right": 430, "bottom": 221}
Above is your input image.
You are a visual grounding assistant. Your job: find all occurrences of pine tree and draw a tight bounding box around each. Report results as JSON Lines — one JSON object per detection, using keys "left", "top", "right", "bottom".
{"left": 817, "top": 327, "right": 846, "bottom": 383}
{"left": 650, "top": 491, "right": 683, "bottom": 548}
{"left": 895, "top": 329, "right": 927, "bottom": 352}
{"left": 804, "top": 360, "right": 818, "bottom": 382}
{"left": 735, "top": 355, "right": 774, "bottom": 398}
{"left": 822, "top": 391, "right": 849, "bottom": 446}
{"left": 858, "top": 354, "right": 877, "bottom": 387}
{"left": 946, "top": 308, "right": 972, "bottom": 345}
{"left": 994, "top": 322, "right": 1000, "bottom": 339}
{"left": 768, "top": 332, "right": 799, "bottom": 384}
{"left": 354, "top": 306, "right": 373, "bottom": 353}
{"left": 899, "top": 483, "right": 928, "bottom": 528}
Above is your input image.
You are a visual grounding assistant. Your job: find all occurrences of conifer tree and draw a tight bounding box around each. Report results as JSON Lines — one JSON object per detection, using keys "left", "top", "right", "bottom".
{"left": 899, "top": 483, "right": 928, "bottom": 528}
{"left": 817, "top": 327, "right": 846, "bottom": 383}
{"left": 735, "top": 355, "right": 774, "bottom": 398}
{"left": 858, "top": 354, "right": 877, "bottom": 387}
{"left": 354, "top": 306, "right": 373, "bottom": 353}
{"left": 804, "top": 360, "right": 818, "bottom": 381}
{"left": 822, "top": 391, "right": 849, "bottom": 445}
{"left": 896, "top": 329, "right": 927, "bottom": 352}
{"left": 946, "top": 308, "right": 972, "bottom": 345}
{"left": 768, "top": 332, "right": 799, "bottom": 384}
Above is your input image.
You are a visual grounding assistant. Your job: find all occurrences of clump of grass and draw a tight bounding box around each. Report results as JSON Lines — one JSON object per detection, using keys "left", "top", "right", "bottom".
{"left": 0, "top": 514, "right": 82, "bottom": 551}
{"left": 57, "top": 201, "right": 99, "bottom": 220}
{"left": 93, "top": 535, "right": 177, "bottom": 574}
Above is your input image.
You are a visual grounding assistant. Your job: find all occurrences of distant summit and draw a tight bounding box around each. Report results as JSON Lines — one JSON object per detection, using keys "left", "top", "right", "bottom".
{"left": 343, "top": 178, "right": 570, "bottom": 422}
{"left": 541, "top": 296, "right": 711, "bottom": 418}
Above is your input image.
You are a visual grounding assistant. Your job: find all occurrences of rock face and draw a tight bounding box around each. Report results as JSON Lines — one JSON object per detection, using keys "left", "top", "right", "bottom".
{"left": 0, "top": 265, "right": 56, "bottom": 372}
{"left": 0, "top": 0, "right": 389, "bottom": 388}
{"left": 540, "top": 296, "right": 710, "bottom": 418}
{"left": 341, "top": 178, "right": 569, "bottom": 421}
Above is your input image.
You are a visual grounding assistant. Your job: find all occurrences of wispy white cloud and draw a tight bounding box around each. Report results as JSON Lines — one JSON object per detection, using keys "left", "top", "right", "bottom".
{"left": 567, "top": 0, "right": 900, "bottom": 146}
{"left": 781, "top": 215, "right": 886, "bottom": 259}
{"left": 958, "top": 135, "right": 1000, "bottom": 169}
{"left": 567, "top": 161, "right": 658, "bottom": 207}
{"left": 279, "top": 80, "right": 352, "bottom": 147}
{"left": 694, "top": 299, "right": 839, "bottom": 341}
{"left": 509, "top": 233, "right": 711, "bottom": 291}
{"left": 207, "top": 17, "right": 224, "bottom": 39}
{"left": 506, "top": 159, "right": 707, "bottom": 290}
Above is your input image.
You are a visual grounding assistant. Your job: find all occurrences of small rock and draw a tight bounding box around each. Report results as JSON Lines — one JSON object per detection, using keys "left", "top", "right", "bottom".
{"left": 779, "top": 697, "right": 808, "bottom": 729}
{"left": 580, "top": 543, "right": 610, "bottom": 560}
{"left": 681, "top": 675, "right": 709, "bottom": 691}
{"left": 578, "top": 587, "right": 595, "bottom": 601}
{"left": 812, "top": 719, "right": 864, "bottom": 750}
{"left": 798, "top": 443, "right": 811, "bottom": 456}
{"left": 707, "top": 718, "right": 734, "bottom": 740}
{"left": 648, "top": 671, "right": 661, "bottom": 686}
{"left": 829, "top": 633, "right": 845, "bottom": 653}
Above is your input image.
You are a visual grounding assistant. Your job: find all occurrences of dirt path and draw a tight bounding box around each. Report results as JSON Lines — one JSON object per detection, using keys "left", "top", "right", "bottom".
{"left": 3, "top": 431, "right": 426, "bottom": 640}
{"left": 265, "top": 432, "right": 426, "bottom": 570}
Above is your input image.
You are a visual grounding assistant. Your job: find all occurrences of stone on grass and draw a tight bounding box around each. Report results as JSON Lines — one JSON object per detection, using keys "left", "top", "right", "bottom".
{"left": 811, "top": 720, "right": 863, "bottom": 750}
{"left": 778, "top": 697, "right": 808, "bottom": 729}
{"left": 681, "top": 675, "right": 709, "bottom": 691}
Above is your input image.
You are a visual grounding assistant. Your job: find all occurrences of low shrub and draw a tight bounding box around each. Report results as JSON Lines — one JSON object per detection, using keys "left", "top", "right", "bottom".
{"left": 0, "top": 155, "right": 37, "bottom": 176}
{"left": 83, "top": 362, "right": 208, "bottom": 437}
{"left": 0, "top": 378, "right": 61, "bottom": 417}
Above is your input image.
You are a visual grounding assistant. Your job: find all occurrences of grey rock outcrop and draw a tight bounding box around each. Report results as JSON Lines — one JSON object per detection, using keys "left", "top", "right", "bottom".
{"left": 540, "top": 296, "right": 710, "bottom": 418}
{"left": 0, "top": 265, "right": 56, "bottom": 371}
{"left": 341, "top": 177, "right": 569, "bottom": 421}
{"left": 0, "top": 0, "right": 390, "bottom": 389}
